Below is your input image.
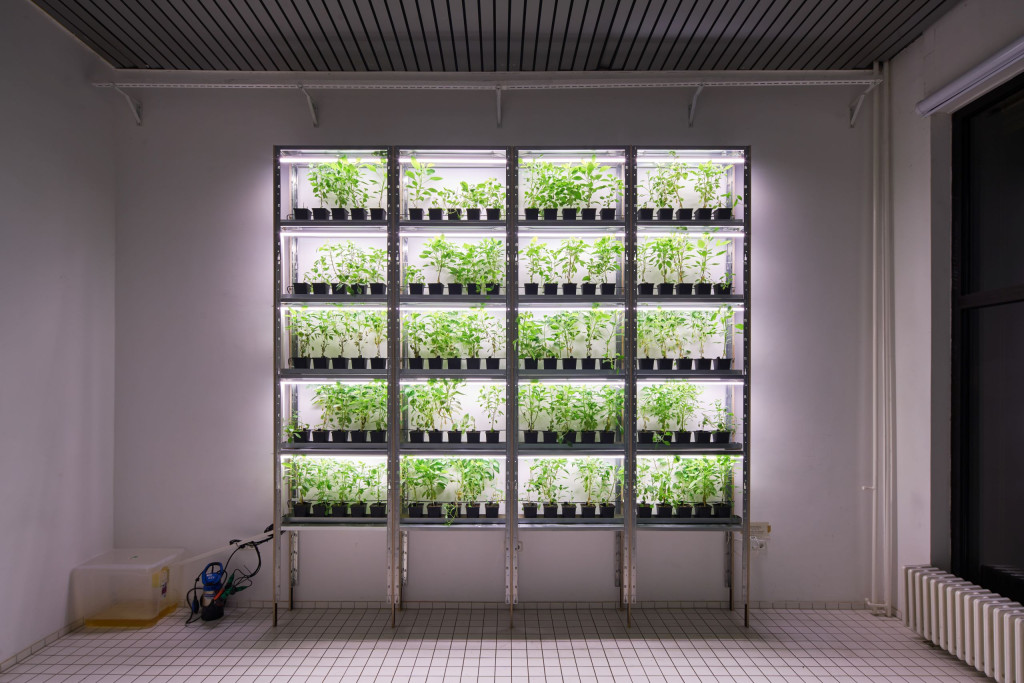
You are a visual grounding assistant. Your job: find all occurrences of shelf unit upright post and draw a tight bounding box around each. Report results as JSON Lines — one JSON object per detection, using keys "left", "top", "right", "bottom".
{"left": 271, "top": 145, "right": 750, "bottom": 627}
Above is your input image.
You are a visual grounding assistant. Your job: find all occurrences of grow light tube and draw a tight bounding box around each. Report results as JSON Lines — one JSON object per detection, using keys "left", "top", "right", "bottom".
{"left": 636, "top": 379, "right": 745, "bottom": 386}
{"left": 398, "top": 305, "right": 508, "bottom": 312}
{"left": 518, "top": 156, "right": 626, "bottom": 164}
{"left": 517, "top": 379, "right": 624, "bottom": 386}
{"left": 280, "top": 378, "right": 386, "bottom": 385}
{"left": 637, "top": 230, "right": 744, "bottom": 238}
{"left": 281, "top": 305, "right": 389, "bottom": 312}
{"left": 400, "top": 230, "right": 506, "bottom": 238}
{"left": 636, "top": 155, "right": 745, "bottom": 165}
{"left": 281, "top": 230, "right": 387, "bottom": 238}
{"left": 517, "top": 230, "right": 626, "bottom": 237}
{"left": 635, "top": 304, "right": 745, "bottom": 312}
{"left": 400, "top": 377, "right": 507, "bottom": 385}
{"left": 398, "top": 156, "right": 506, "bottom": 166}
{"left": 280, "top": 156, "right": 386, "bottom": 164}
{"left": 516, "top": 304, "right": 625, "bottom": 312}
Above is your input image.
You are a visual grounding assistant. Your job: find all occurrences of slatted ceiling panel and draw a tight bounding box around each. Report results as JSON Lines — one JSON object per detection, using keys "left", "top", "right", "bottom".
{"left": 31, "top": 0, "right": 958, "bottom": 71}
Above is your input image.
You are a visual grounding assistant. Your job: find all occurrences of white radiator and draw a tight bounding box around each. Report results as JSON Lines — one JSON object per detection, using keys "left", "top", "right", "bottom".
{"left": 903, "top": 565, "right": 1024, "bottom": 682}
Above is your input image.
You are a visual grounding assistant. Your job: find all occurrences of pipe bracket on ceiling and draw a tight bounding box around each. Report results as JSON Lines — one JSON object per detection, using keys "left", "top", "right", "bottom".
{"left": 114, "top": 87, "right": 142, "bottom": 126}
{"left": 495, "top": 85, "right": 502, "bottom": 128}
{"left": 300, "top": 86, "right": 319, "bottom": 128}
{"left": 849, "top": 82, "right": 880, "bottom": 128}
{"left": 688, "top": 85, "right": 704, "bottom": 127}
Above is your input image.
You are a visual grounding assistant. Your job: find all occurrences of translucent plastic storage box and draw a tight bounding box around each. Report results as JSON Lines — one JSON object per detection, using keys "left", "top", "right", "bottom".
{"left": 71, "top": 548, "right": 183, "bottom": 627}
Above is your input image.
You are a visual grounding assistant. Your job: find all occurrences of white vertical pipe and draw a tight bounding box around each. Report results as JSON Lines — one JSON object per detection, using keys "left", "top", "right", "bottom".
{"left": 882, "top": 58, "right": 897, "bottom": 618}
{"left": 868, "top": 61, "right": 881, "bottom": 613}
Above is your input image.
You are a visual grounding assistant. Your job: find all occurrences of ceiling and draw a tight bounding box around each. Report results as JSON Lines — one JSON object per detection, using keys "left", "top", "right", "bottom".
{"left": 34, "top": 0, "right": 957, "bottom": 72}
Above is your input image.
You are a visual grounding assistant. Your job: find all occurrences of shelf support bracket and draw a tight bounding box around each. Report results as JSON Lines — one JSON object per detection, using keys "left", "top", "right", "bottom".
{"left": 300, "top": 86, "right": 319, "bottom": 128}
{"left": 495, "top": 86, "right": 503, "bottom": 128}
{"left": 688, "top": 85, "right": 704, "bottom": 127}
{"left": 114, "top": 87, "right": 142, "bottom": 126}
{"left": 849, "top": 81, "right": 879, "bottom": 128}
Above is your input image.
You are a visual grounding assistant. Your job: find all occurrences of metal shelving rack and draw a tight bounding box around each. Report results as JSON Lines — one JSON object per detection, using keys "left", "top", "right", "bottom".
{"left": 272, "top": 146, "right": 750, "bottom": 628}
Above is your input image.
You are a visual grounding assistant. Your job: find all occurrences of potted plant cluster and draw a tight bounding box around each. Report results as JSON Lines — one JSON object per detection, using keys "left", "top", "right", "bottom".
{"left": 292, "top": 241, "right": 388, "bottom": 296}
{"left": 518, "top": 382, "right": 622, "bottom": 444}
{"left": 403, "top": 309, "right": 504, "bottom": 370}
{"left": 296, "top": 154, "right": 386, "bottom": 221}
{"left": 521, "top": 156, "right": 623, "bottom": 221}
{"left": 636, "top": 233, "right": 734, "bottom": 297}
{"left": 402, "top": 456, "right": 503, "bottom": 519}
{"left": 575, "top": 457, "right": 620, "bottom": 518}
{"left": 517, "top": 307, "right": 620, "bottom": 371}
{"left": 414, "top": 235, "right": 505, "bottom": 295}
{"left": 691, "top": 161, "right": 742, "bottom": 220}
{"left": 637, "top": 383, "right": 739, "bottom": 445}
{"left": 284, "top": 457, "right": 388, "bottom": 518}
{"left": 524, "top": 458, "right": 567, "bottom": 518}
{"left": 635, "top": 305, "right": 740, "bottom": 372}
{"left": 283, "top": 380, "right": 387, "bottom": 444}
{"left": 521, "top": 236, "right": 623, "bottom": 296}
{"left": 521, "top": 457, "right": 621, "bottom": 519}
{"left": 404, "top": 156, "right": 504, "bottom": 220}
{"left": 286, "top": 307, "right": 388, "bottom": 370}
{"left": 403, "top": 379, "right": 503, "bottom": 444}
{"left": 638, "top": 153, "right": 692, "bottom": 220}
{"left": 634, "top": 455, "right": 736, "bottom": 519}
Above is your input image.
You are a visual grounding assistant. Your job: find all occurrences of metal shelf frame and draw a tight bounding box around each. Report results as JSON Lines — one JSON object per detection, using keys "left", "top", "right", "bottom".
{"left": 272, "top": 145, "right": 751, "bottom": 628}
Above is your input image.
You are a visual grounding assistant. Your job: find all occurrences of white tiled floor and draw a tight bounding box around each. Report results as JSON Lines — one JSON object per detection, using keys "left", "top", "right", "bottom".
{"left": 0, "top": 606, "right": 988, "bottom": 682}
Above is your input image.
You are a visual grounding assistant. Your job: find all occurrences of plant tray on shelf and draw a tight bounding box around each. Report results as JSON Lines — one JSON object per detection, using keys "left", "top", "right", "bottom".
{"left": 283, "top": 516, "right": 387, "bottom": 525}
{"left": 637, "top": 515, "right": 742, "bottom": 526}
{"left": 636, "top": 442, "right": 742, "bottom": 453}
{"left": 400, "top": 517, "right": 505, "bottom": 526}
{"left": 518, "top": 517, "right": 623, "bottom": 525}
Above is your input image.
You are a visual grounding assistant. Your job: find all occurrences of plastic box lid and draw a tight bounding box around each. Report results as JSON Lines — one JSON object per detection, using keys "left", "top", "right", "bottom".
{"left": 72, "top": 548, "right": 184, "bottom": 627}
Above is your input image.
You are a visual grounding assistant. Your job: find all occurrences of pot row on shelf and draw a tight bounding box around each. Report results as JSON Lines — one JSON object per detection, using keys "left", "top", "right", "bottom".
{"left": 286, "top": 357, "right": 735, "bottom": 371}
{"left": 287, "top": 208, "right": 739, "bottom": 222}
{"left": 287, "top": 429, "right": 735, "bottom": 445}
{"left": 288, "top": 500, "right": 735, "bottom": 519}
{"left": 288, "top": 283, "right": 736, "bottom": 297}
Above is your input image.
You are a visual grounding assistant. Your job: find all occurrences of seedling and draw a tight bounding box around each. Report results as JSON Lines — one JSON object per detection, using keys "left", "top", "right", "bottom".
{"left": 405, "top": 157, "right": 443, "bottom": 208}
{"left": 527, "top": 458, "right": 568, "bottom": 504}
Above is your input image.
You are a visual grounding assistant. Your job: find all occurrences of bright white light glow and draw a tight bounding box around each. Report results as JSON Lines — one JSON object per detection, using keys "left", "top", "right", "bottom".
{"left": 281, "top": 305, "right": 389, "bottom": 312}
{"left": 517, "top": 305, "right": 625, "bottom": 312}
{"left": 400, "top": 377, "right": 506, "bottom": 384}
{"left": 638, "top": 230, "right": 744, "bottom": 238}
{"left": 519, "top": 156, "right": 626, "bottom": 164}
{"left": 518, "top": 379, "right": 625, "bottom": 386}
{"left": 399, "top": 305, "right": 507, "bottom": 312}
{"left": 636, "top": 156, "right": 745, "bottom": 165}
{"left": 281, "top": 156, "right": 385, "bottom": 164}
{"left": 399, "top": 156, "right": 506, "bottom": 166}
{"left": 401, "top": 231, "right": 505, "bottom": 238}
{"left": 280, "top": 378, "right": 385, "bottom": 385}
{"left": 636, "top": 304, "right": 745, "bottom": 312}
{"left": 636, "top": 379, "right": 745, "bottom": 386}
{"left": 281, "top": 230, "right": 386, "bottom": 238}
{"left": 518, "top": 230, "right": 625, "bottom": 237}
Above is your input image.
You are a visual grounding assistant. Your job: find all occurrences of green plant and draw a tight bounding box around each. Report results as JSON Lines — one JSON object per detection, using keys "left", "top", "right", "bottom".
{"left": 638, "top": 384, "right": 674, "bottom": 441}
{"left": 667, "top": 381, "right": 701, "bottom": 431}
{"left": 583, "top": 236, "right": 623, "bottom": 285}
{"left": 481, "top": 312, "right": 504, "bottom": 358}
{"left": 581, "top": 304, "right": 614, "bottom": 358}
{"left": 310, "top": 156, "right": 368, "bottom": 208}
{"left": 310, "top": 459, "right": 339, "bottom": 513}
{"left": 405, "top": 157, "right": 443, "bottom": 208}
{"left": 691, "top": 161, "right": 741, "bottom": 209}
{"left": 649, "top": 457, "right": 678, "bottom": 504}
{"left": 715, "top": 455, "right": 735, "bottom": 504}
{"left": 406, "top": 457, "right": 451, "bottom": 501}
{"left": 517, "top": 312, "right": 549, "bottom": 361}
{"left": 637, "top": 239, "right": 655, "bottom": 282}
{"left": 575, "top": 457, "right": 613, "bottom": 506}
{"left": 703, "top": 399, "right": 735, "bottom": 433}
{"left": 527, "top": 458, "right": 568, "bottom": 504}
{"left": 423, "top": 311, "right": 460, "bottom": 359}
{"left": 554, "top": 237, "right": 587, "bottom": 282}
{"left": 687, "top": 457, "right": 718, "bottom": 505}
{"left": 637, "top": 309, "right": 678, "bottom": 359}
{"left": 460, "top": 178, "right": 504, "bottom": 211}
{"left": 687, "top": 309, "right": 718, "bottom": 358}
{"left": 451, "top": 458, "right": 500, "bottom": 502}
{"left": 521, "top": 159, "right": 558, "bottom": 208}
{"left": 286, "top": 308, "right": 317, "bottom": 357}
{"left": 283, "top": 457, "right": 317, "bottom": 505}
{"left": 574, "top": 155, "right": 622, "bottom": 208}
{"left": 460, "top": 237, "right": 505, "bottom": 289}
{"left": 363, "top": 310, "right": 387, "bottom": 358}
{"left": 522, "top": 237, "right": 554, "bottom": 284}
{"left": 308, "top": 163, "right": 338, "bottom": 208}
{"left": 519, "top": 382, "right": 549, "bottom": 431}
{"left": 549, "top": 384, "right": 578, "bottom": 437}
{"left": 404, "top": 264, "right": 425, "bottom": 287}
{"left": 546, "top": 311, "right": 581, "bottom": 358}
{"left": 403, "top": 312, "right": 428, "bottom": 359}
{"left": 571, "top": 386, "right": 602, "bottom": 432}
{"left": 692, "top": 234, "right": 728, "bottom": 283}
{"left": 283, "top": 417, "right": 308, "bottom": 443}
{"left": 402, "top": 384, "right": 435, "bottom": 431}
{"left": 636, "top": 459, "right": 656, "bottom": 504}
{"left": 479, "top": 385, "right": 505, "bottom": 431}
{"left": 420, "top": 235, "right": 460, "bottom": 283}
{"left": 456, "top": 308, "right": 486, "bottom": 359}
{"left": 363, "top": 462, "right": 388, "bottom": 503}
{"left": 366, "top": 151, "right": 388, "bottom": 208}
{"left": 599, "top": 385, "right": 624, "bottom": 432}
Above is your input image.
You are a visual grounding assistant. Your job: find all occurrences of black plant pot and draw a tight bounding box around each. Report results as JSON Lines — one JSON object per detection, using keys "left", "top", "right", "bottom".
{"left": 370, "top": 208, "right": 386, "bottom": 220}
{"left": 542, "top": 358, "right": 558, "bottom": 370}
{"left": 600, "top": 503, "right": 615, "bottom": 518}
{"left": 581, "top": 283, "right": 597, "bottom": 295}
{"left": 638, "top": 431, "right": 656, "bottom": 444}
{"left": 408, "top": 430, "right": 425, "bottom": 443}
{"left": 524, "top": 208, "right": 540, "bottom": 220}
{"left": 426, "top": 504, "right": 442, "bottom": 518}
{"left": 523, "top": 430, "right": 539, "bottom": 443}
{"left": 311, "top": 283, "right": 329, "bottom": 295}
{"left": 485, "top": 430, "right": 500, "bottom": 443}
{"left": 657, "top": 283, "right": 674, "bottom": 296}
{"left": 409, "top": 208, "right": 424, "bottom": 220}
{"left": 311, "top": 430, "right": 329, "bottom": 443}
{"left": 542, "top": 430, "right": 559, "bottom": 444}
{"left": 351, "top": 208, "right": 368, "bottom": 221}
{"left": 330, "top": 356, "right": 348, "bottom": 370}
{"left": 329, "top": 504, "right": 348, "bottom": 518}
{"left": 638, "top": 283, "right": 655, "bottom": 296}
{"left": 693, "top": 503, "right": 713, "bottom": 518}
{"left": 348, "top": 430, "right": 367, "bottom": 443}
{"left": 487, "top": 283, "right": 502, "bottom": 295}
{"left": 579, "top": 431, "right": 597, "bottom": 444}
{"left": 465, "top": 431, "right": 481, "bottom": 444}
{"left": 427, "top": 283, "right": 445, "bottom": 295}
{"left": 655, "top": 358, "right": 673, "bottom": 372}
{"left": 370, "top": 430, "right": 386, "bottom": 443}
{"left": 561, "top": 503, "right": 577, "bottom": 519}
{"left": 428, "top": 208, "right": 444, "bottom": 220}
{"left": 486, "top": 208, "right": 501, "bottom": 220}
{"left": 713, "top": 502, "right": 734, "bottom": 518}
{"left": 600, "top": 359, "right": 614, "bottom": 371}
{"left": 638, "top": 358, "right": 655, "bottom": 370}
{"left": 466, "top": 358, "right": 481, "bottom": 370}
{"left": 562, "top": 208, "right": 577, "bottom": 221}
{"left": 448, "top": 283, "right": 463, "bottom": 296}
{"left": 350, "top": 357, "right": 368, "bottom": 370}
{"left": 543, "top": 208, "right": 558, "bottom": 220}
{"left": 312, "top": 357, "right": 329, "bottom": 370}
{"left": 580, "top": 358, "right": 597, "bottom": 370}
{"left": 694, "top": 358, "right": 713, "bottom": 370}
{"left": 581, "top": 208, "right": 597, "bottom": 220}
{"left": 600, "top": 430, "right": 616, "bottom": 444}
{"left": 713, "top": 207, "right": 733, "bottom": 220}
{"left": 350, "top": 503, "right": 366, "bottom": 518}
{"left": 713, "top": 430, "right": 733, "bottom": 444}
{"left": 715, "top": 358, "right": 732, "bottom": 371}
{"left": 674, "top": 430, "right": 692, "bottom": 444}
{"left": 638, "top": 208, "right": 655, "bottom": 220}
{"left": 543, "top": 283, "right": 559, "bottom": 296}
{"left": 524, "top": 283, "right": 539, "bottom": 295}
{"left": 428, "top": 430, "right": 444, "bottom": 444}
{"left": 657, "top": 208, "right": 674, "bottom": 220}
{"left": 465, "top": 502, "right": 481, "bottom": 518}
{"left": 369, "top": 283, "right": 386, "bottom": 295}
{"left": 695, "top": 208, "right": 713, "bottom": 220}
{"left": 348, "top": 284, "right": 366, "bottom": 296}
{"left": 695, "top": 282, "right": 713, "bottom": 295}
{"left": 408, "top": 502, "right": 423, "bottom": 518}
{"left": 675, "top": 283, "right": 694, "bottom": 296}
{"left": 295, "top": 430, "right": 312, "bottom": 443}
{"left": 312, "top": 208, "right": 330, "bottom": 220}
{"left": 294, "top": 208, "right": 312, "bottom": 220}
{"left": 292, "top": 283, "right": 310, "bottom": 295}
{"left": 714, "top": 283, "right": 732, "bottom": 295}
{"left": 693, "top": 430, "right": 712, "bottom": 444}
{"left": 331, "top": 283, "right": 348, "bottom": 295}
{"left": 656, "top": 503, "right": 673, "bottom": 518}
{"left": 543, "top": 503, "right": 559, "bottom": 518}
{"left": 485, "top": 503, "right": 500, "bottom": 518}
{"left": 466, "top": 284, "right": 480, "bottom": 295}
{"left": 447, "top": 209, "right": 462, "bottom": 220}
{"left": 290, "top": 357, "right": 309, "bottom": 369}
{"left": 676, "top": 358, "right": 692, "bottom": 371}
{"left": 446, "top": 357, "right": 462, "bottom": 370}
{"left": 408, "top": 357, "right": 424, "bottom": 370}
{"left": 427, "top": 357, "right": 444, "bottom": 370}
{"left": 562, "top": 357, "right": 578, "bottom": 370}
{"left": 523, "top": 503, "right": 538, "bottom": 518}
{"left": 637, "top": 504, "right": 653, "bottom": 519}
{"left": 467, "top": 208, "right": 482, "bottom": 220}
{"left": 369, "top": 358, "right": 386, "bottom": 370}
{"left": 446, "top": 430, "right": 462, "bottom": 444}
{"left": 581, "top": 503, "right": 597, "bottom": 518}
{"left": 676, "top": 503, "right": 693, "bottom": 518}
{"left": 485, "top": 358, "right": 501, "bottom": 370}
{"left": 600, "top": 208, "right": 616, "bottom": 221}
{"left": 676, "top": 208, "right": 694, "bottom": 220}
{"left": 369, "top": 503, "right": 386, "bottom": 518}
{"left": 562, "top": 283, "right": 578, "bottom": 296}
{"left": 310, "top": 504, "right": 326, "bottom": 517}
{"left": 292, "top": 502, "right": 311, "bottom": 517}
{"left": 523, "top": 358, "right": 538, "bottom": 370}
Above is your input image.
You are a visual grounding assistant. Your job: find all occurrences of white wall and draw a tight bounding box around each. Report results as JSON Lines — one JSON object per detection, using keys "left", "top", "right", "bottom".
{"left": 112, "top": 83, "right": 875, "bottom": 606}
{"left": 0, "top": 2, "right": 115, "bottom": 662}
{"left": 890, "top": 0, "right": 1024, "bottom": 611}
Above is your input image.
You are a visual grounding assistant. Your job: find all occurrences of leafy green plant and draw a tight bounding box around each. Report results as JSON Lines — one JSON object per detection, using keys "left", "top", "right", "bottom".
{"left": 451, "top": 458, "right": 500, "bottom": 502}
{"left": 583, "top": 236, "right": 623, "bottom": 286}
{"left": 363, "top": 462, "right": 388, "bottom": 503}
{"left": 636, "top": 459, "right": 656, "bottom": 504}
{"left": 286, "top": 308, "right": 317, "bottom": 358}
{"left": 479, "top": 385, "right": 505, "bottom": 431}
{"left": 460, "top": 237, "right": 505, "bottom": 289}
{"left": 420, "top": 235, "right": 460, "bottom": 283}
{"left": 691, "top": 161, "right": 742, "bottom": 210}
{"left": 581, "top": 304, "right": 614, "bottom": 359}
{"left": 521, "top": 159, "right": 559, "bottom": 208}
{"left": 575, "top": 457, "right": 612, "bottom": 506}
{"left": 421, "top": 312, "right": 460, "bottom": 359}
{"left": 715, "top": 455, "right": 735, "bottom": 503}
{"left": 404, "top": 264, "right": 425, "bottom": 287}
{"left": 667, "top": 381, "right": 701, "bottom": 431}
{"left": 519, "top": 382, "right": 549, "bottom": 431}
{"left": 703, "top": 399, "right": 735, "bottom": 433}
{"left": 482, "top": 312, "right": 504, "bottom": 358}
{"left": 517, "top": 312, "right": 549, "bottom": 361}
{"left": 687, "top": 457, "right": 719, "bottom": 505}
{"left": 549, "top": 384, "right": 578, "bottom": 437}
{"left": 692, "top": 234, "right": 728, "bottom": 284}
{"left": 571, "top": 386, "right": 602, "bottom": 432}
{"left": 363, "top": 311, "right": 387, "bottom": 358}
{"left": 405, "top": 457, "right": 451, "bottom": 501}
{"left": 403, "top": 312, "right": 428, "bottom": 360}
{"left": 402, "top": 384, "right": 435, "bottom": 431}
{"left": 405, "top": 157, "right": 443, "bottom": 208}
{"left": 527, "top": 458, "right": 568, "bottom": 504}
{"left": 546, "top": 311, "right": 581, "bottom": 358}
{"left": 283, "top": 457, "right": 317, "bottom": 505}
{"left": 638, "top": 384, "right": 674, "bottom": 440}
{"left": 574, "top": 155, "right": 622, "bottom": 208}
{"left": 522, "top": 238, "right": 554, "bottom": 285}
{"left": 554, "top": 237, "right": 587, "bottom": 282}
{"left": 460, "top": 178, "right": 504, "bottom": 211}
{"left": 599, "top": 385, "right": 624, "bottom": 433}
{"left": 310, "top": 156, "right": 368, "bottom": 208}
